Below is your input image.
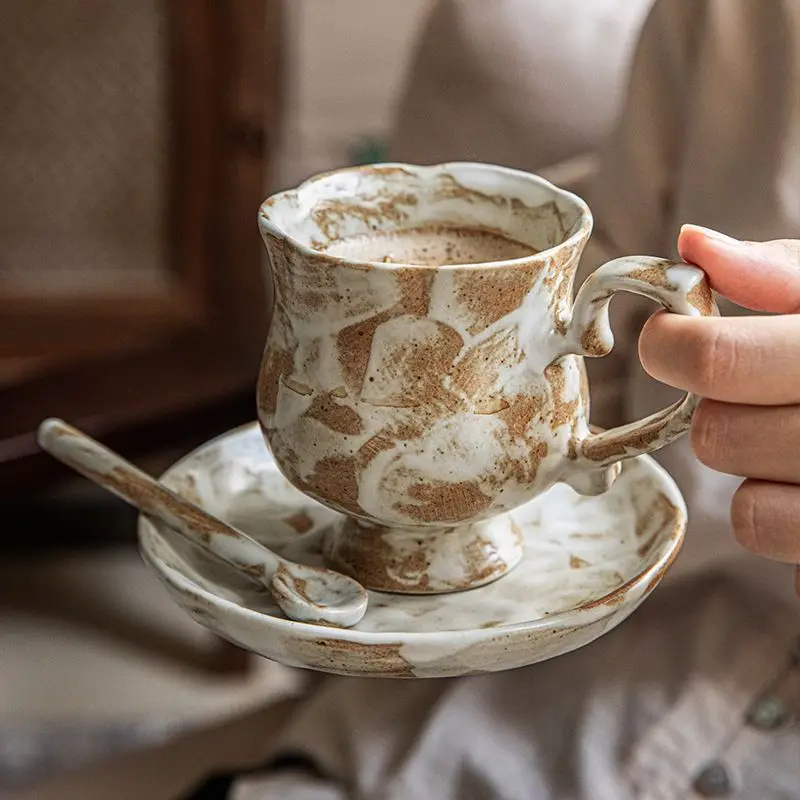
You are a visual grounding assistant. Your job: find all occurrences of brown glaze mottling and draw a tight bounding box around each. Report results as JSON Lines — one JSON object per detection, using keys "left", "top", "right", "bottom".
{"left": 431, "top": 175, "right": 529, "bottom": 210}
{"left": 326, "top": 516, "right": 514, "bottom": 593}
{"left": 395, "top": 268, "right": 433, "bottom": 315}
{"left": 336, "top": 310, "right": 395, "bottom": 395}
{"left": 283, "top": 259, "right": 342, "bottom": 313}
{"left": 581, "top": 405, "right": 682, "bottom": 463}
{"left": 462, "top": 534, "right": 512, "bottom": 586}
{"left": 474, "top": 397, "right": 511, "bottom": 415}
{"left": 106, "top": 466, "right": 226, "bottom": 544}
{"left": 636, "top": 533, "right": 660, "bottom": 559}
{"left": 580, "top": 317, "right": 608, "bottom": 356}
{"left": 307, "top": 639, "right": 416, "bottom": 678}
{"left": 326, "top": 522, "right": 430, "bottom": 592}
{"left": 294, "top": 456, "right": 363, "bottom": 516}
{"left": 637, "top": 497, "right": 683, "bottom": 561}
{"left": 497, "top": 394, "right": 547, "bottom": 441}
{"left": 627, "top": 262, "right": 676, "bottom": 289}
{"left": 304, "top": 393, "right": 364, "bottom": 436}
{"left": 283, "top": 378, "right": 313, "bottom": 396}
{"left": 545, "top": 363, "right": 580, "bottom": 431}
{"left": 364, "top": 320, "right": 463, "bottom": 409}
{"left": 450, "top": 329, "right": 519, "bottom": 405}
{"left": 454, "top": 265, "right": 543, "bottom": 335}
{"left": 545, "top": 243, "right": 578, "bottom": 336}
{"left": 635, "top": 494, "right": 680, "bottom": 539}
{"left": 578, "top": 580, "right": 631, "bottom": 610}
{"left": 687, "top": 280, "right": 715, "bottom": 316}
{"left": 503, "top": 441, "right": 549, "bottom": 485}
{"left": 258, "top": 348, "right": 294, "bottom": 416}
{"left": 567, "top": 438, "right": 579, "bottom": 461}
{"left": 272, "top": 564, "right": 310, "bottom": 606}
{"left": 430, "top": 176, "right": 564, "bottom": 233}
{"left": 390, "top": 415, "right": 437, "bottom": 441}
{"left": 311, "top": 193, "right": 418, "bottom": 244}
{"left": 396, "top": 478, "right": 493, "bottom": 524}
{"left": 358, "top": 433, "right": 397, "bottom": 465}
{"left": 284, "top": 512, "right": 314, "bottom": 534}
{"left": 575, "top": 564, "right": 650, "bottom": 612}
{"left": 644, "top": 521, "right": 685, "bottom": 595}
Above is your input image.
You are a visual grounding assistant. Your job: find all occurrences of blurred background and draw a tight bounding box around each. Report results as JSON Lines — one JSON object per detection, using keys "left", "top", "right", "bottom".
{"left": 0, "top": 0, "right": 431, "bottom": 792}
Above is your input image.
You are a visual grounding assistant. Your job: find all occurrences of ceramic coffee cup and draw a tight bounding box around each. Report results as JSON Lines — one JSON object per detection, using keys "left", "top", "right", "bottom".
{"left": 257, "top": 163, "right": 716, "bottom": 594}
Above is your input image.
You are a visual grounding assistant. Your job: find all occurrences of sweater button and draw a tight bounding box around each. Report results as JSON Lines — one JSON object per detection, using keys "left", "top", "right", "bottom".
{"left": 692, "top": 761, "right": 732, "bottom": 797}
{"left": 746, "top": 694, "right": 791, "bottom": 731}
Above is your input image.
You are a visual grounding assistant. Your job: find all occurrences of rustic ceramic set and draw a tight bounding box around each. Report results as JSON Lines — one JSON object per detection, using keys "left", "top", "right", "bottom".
{"left": 44, "top": 163, "right": 718, "bottom": 677}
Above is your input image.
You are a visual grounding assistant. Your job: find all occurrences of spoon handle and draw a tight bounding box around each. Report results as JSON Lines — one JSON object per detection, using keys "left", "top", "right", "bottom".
{"left": 37, "top": 419, "right": 281, "bottom": 578}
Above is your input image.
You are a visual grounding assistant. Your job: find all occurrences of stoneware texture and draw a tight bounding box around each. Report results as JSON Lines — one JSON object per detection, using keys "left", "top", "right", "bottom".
{"left": 256, "top": 163, "right": 715, "bottom": 594}
{"left": 138, "top": 423, "right": 687, "bottom": 679}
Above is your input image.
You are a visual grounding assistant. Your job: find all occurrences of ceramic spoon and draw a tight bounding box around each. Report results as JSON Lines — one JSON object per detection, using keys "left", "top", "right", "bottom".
{"left": 37, "top": 419, "right": 368, "bottom": 628}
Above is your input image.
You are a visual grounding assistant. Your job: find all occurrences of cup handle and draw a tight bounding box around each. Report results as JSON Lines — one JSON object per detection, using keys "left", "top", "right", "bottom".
{"left": 564, "top": 255, "right": 719, "bottom": 466}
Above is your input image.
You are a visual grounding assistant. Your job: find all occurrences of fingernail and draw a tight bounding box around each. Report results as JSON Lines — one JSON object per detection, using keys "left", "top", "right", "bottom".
{"left": 681, "top": 224, "right": 743, "bottom": 248}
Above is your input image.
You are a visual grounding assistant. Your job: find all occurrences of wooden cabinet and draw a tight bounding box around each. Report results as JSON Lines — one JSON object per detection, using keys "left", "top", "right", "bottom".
{"left": 0, "top": 0, "right": 283, "bottom": 493}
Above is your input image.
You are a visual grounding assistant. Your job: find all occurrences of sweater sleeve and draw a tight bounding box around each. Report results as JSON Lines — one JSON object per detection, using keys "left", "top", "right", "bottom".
{"left": 577, "top": 0, "right": 704, "bottom": 429}
{"left": 581, "top": 0, "right": 800, "bottom": 429}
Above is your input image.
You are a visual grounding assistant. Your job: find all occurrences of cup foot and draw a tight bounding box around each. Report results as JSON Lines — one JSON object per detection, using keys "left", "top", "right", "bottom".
{"left": 323, "top": 515, "right": 523, "bottom": 594}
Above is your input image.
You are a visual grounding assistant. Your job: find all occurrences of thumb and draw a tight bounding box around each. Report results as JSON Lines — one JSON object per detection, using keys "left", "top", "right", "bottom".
{"left": 678, "top": 224, "right": 800, "bottom": 313}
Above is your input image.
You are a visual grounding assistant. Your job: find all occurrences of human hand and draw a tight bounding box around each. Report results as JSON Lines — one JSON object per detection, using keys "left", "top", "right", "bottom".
{"left": 638, "top": 225, "right": 800, "bottom": 597}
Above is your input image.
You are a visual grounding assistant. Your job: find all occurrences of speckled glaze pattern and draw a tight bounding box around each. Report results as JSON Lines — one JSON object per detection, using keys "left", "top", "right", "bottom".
{"left": 138, "top": 424, "right": 687, "bottom": 679}
{"left": 256, "top": 163, "right": 714, "bottom": 594}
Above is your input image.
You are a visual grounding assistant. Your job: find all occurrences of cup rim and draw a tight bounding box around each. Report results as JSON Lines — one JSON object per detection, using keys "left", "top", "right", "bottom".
{"left": 258, "top": 161, "right": 594, "bottom": 271}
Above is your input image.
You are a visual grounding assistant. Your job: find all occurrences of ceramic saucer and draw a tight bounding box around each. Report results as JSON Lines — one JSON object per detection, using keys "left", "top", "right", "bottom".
{"left": 138, "top": 423, "right": 686, "bottom": 679}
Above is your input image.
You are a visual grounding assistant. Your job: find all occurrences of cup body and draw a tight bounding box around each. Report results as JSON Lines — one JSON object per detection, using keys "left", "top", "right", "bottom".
{"left": 258, "top": 163, "right": 602, "bottom": 530}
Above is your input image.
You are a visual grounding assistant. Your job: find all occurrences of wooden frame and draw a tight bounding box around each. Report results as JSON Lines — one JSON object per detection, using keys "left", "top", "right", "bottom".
{"left": 0, "top": 0, "right": 283, "bottom": 493}
{"left": 2, "top": 0, "right": 278, "bottom": 358}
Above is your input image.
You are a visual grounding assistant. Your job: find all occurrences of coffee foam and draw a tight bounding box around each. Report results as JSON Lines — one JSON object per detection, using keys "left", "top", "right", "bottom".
{"left": 322, "top": 225, "right": 535, "bottom": 266}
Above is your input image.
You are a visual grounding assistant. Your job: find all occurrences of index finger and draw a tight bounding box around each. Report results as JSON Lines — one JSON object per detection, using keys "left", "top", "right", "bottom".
{"left": 678, "top": 226, "right": 800, "bottom": 313}
{"left": 639, "top": 312, "right": 800, "bottom": 405}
